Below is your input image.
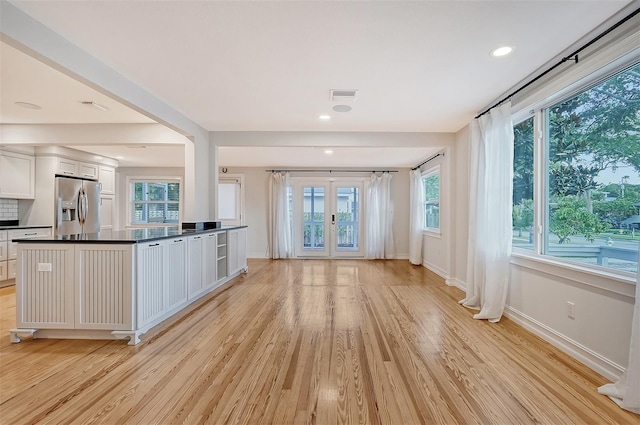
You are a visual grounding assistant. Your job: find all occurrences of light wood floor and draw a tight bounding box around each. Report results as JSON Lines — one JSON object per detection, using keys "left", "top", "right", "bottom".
{"left": 1, "top": 259, "right": 638, "bottom": 424}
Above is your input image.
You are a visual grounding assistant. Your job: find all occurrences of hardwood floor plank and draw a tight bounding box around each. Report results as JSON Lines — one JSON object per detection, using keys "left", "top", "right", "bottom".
{"left": 1, "top": 259, "right": 638, "bottom": 424}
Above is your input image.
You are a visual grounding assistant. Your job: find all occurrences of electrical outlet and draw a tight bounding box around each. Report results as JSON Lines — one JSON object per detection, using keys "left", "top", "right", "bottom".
{"left": 567, "top": 301, "right": 575, "bottom": 319}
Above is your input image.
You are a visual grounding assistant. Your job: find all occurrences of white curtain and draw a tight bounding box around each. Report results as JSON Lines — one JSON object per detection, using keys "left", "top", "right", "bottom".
{"left": 268, "top": 172, "right": 292, "bottom": 259}
{"left": 460, "top": 102, "right": 514, "bottom": 322}
{"left": 598, "top": 245, "right": 640, "bottom": 414}
{"left": 365, "top": 173, "right": 394, "bottom": 259}
{"left": 409, "top": 169, "right": 423, "bottom": 265}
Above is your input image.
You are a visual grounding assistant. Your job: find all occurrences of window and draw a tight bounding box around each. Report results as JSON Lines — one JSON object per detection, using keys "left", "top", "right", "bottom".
{"left": 513, "top": 116, "right": 534, "bottom": 250}
{"left": 129, "top": 179, "right": 180, "bottom": 226}
{"left": 422, "top": 167, "right": 440, "bottom": 231}
{"left": 513, "top": 61, "right": 639, "bottom": 275}
{"left": 218, "top": 176, "right": 243, "bottom": 226}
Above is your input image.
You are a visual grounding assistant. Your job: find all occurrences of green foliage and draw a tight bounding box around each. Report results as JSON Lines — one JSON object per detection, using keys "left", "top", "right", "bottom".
{"left": 548, "top": 63, "right": 640, "bottom": 196}
{"left": 423, "top": 173, "right": 439, "bottom": 201}
{"left": 549, "top": 196, "right": 610, "bottom": 243}
{"left": 513, "top": 117, "right": 534, "bottom": 204}
{"left": 512, "top": 199, "right": 534, "bottom": 236}
{"left": 593, "top": 197, "right": 640, "bottom": 227}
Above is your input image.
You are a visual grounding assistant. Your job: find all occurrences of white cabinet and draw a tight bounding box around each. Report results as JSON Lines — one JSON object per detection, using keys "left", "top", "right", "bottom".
{"left": 1, "top": 227, "right": 51, "bottom": 283}
{"left": 136, "top": 237, "right": 188, "bottom": 329}
{"left": 11, "top": 228, "right": 247, "bottom": 345}
{"left": 0, "top": 231, "right": 6, "bottom": 262}
{"left": 204, "top": 232, "right": 218, "bottom": 290}
{"left": 227, "top": 228, "right": 248, "bottom": 276}
{"left": 75, "top": 245, "right": 133, "bottom": 330}
{"left": 187, "top": 232, "right": 220, "bottom": 300}
{"left": 99, "top": 166, "right": 116, "bottom": 195}
{"left": 216, "top": 231, "right": 227, "bottom": 281}
{"left": 0, "top": 150, "right": 35, "bottom": 199}
{"left": 0, "top": 261, "right": 6, "bottom": 281}
{"left": 100, "top": 196, "right": 114, "bottom": 231}
{"left": 57, "top": 158, "right": 98, "bottom": 180}
{"left": 16, "top": 244, "right": 76, "bottom": 329}
{"left": 16, "top": 243, "right": 133, "bottom": 331}
{"left": 188, "top": 235, "right": 204, "bottom": 299}
{"left": 8, "top": 260, "right": 16, "bottom": 280}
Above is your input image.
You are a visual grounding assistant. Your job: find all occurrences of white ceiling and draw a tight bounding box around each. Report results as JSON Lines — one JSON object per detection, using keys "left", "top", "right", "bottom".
{"left": 1, "top": 0, "right": 633, "bottom": 167}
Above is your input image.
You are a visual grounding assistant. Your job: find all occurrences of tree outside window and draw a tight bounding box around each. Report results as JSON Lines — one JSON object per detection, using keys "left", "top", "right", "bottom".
{"left": 422, "top": 168, "right": 440, "bottom": 231}
{"left": 542, "top": 62, "right": 640, "bottom": 273}
{"left": 130, "top": 180, "right": 180, "bottom": 226}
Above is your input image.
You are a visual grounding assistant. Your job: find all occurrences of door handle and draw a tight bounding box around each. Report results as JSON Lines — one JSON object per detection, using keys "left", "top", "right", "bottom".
{"left": 332, "top": 214, "right": 335, "bottom": 225}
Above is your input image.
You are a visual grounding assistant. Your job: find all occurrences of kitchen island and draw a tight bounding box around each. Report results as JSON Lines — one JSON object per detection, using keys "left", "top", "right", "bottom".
{"left": 10, "top": 226, "right": 247, "bottom": 345}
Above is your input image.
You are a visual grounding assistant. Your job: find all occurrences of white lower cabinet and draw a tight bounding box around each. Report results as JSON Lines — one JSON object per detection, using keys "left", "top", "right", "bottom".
{"left": 188, "top": 232, "right": 221, "bottom": 300}
{"left": 227, "top": 227, "right": 248, "bottom": 276}
{"left": 75, "top": 245, "right": 133, "bottom": 330}
{"left": 136, "top": 237, "right": 187, "bottom": 330}
{"left": 17, "top": 244, "right": 83, "bottom": 330}
{"left": 2, "top": 227, "right": 52, "bottom": 283}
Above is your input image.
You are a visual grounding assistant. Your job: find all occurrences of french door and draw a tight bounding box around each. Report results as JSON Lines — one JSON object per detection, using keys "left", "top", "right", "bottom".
{"left": 293, "top": 179, "right": 365, "bottom": 258}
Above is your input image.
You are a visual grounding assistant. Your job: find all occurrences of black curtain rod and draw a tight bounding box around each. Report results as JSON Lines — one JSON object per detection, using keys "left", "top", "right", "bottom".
{"left": 412, "top": 153, "right": 444, "bottom": 170}
{"left": 266, "top": 169, "right": 398, "bottom": 173}
{"left": 475, "top": 7, "right": 640, "bottom": 119}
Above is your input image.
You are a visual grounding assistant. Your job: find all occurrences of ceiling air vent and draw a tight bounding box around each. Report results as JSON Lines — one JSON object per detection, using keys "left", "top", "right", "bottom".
{"left": 330, "top": 89, "right": 358, "bottom": 102}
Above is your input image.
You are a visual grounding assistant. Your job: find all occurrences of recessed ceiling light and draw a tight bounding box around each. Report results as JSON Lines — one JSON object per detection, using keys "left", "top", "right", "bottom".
{"left": 491, "top": 46, "right": 513, "bottom": 57}
{"left": 324, "top": 149, "right": 334, "bottom": 155}
{"left": 82, "top": 101, "right": 109, "bottom": 111}
{"left": 15, "top": 101, "right": 41, "bottom": 110}
{"left": 333, "top": 105, "right": 352, "bottom": 112}
{"left": 319, "top": 115, "right": 331, "bottom": 120}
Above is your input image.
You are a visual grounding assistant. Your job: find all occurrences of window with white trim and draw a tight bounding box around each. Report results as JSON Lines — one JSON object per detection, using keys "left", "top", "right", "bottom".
{"left": 129, "top": 179, "right": 180, "bottom": 226}
{"left": 513, "top": 61, "right": 639, "bottom": 275}
{"left": 422, "top": 167, "right": 440, "bottom": 232}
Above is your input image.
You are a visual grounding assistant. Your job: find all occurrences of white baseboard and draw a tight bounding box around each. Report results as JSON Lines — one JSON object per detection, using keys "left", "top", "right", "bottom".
{"left": 247, "top": 252, "right": 269, "bottom": 259}
{"left": 445, "top": 277, "right": 466, "bottom": 291}
{"left": 422, "top": 261, "right": 449, "bottom": 281}
{"left": 391, "top": 253, "right": 409, "bottom": 260}
{"left": 503, "top": 306, "right": 625, "bottom": 382}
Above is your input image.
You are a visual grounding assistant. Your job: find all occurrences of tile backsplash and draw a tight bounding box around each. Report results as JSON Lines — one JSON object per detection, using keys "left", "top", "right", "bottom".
{"left": 0, "top": 199, "right": 19, "bottom": 220}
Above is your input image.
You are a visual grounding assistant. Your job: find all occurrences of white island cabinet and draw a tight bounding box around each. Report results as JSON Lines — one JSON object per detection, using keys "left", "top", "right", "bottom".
{"left": 10, "top": 226, "right": 247, "bottom": 345}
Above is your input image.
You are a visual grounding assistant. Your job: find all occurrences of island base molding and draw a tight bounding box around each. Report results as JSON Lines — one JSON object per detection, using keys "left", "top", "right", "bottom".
{"left": 9, "top": 328, "right": 142, "bottom": 345}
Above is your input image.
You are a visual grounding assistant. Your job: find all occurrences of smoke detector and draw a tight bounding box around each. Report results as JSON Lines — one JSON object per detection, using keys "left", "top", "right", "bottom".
{"left": 330, "top": 89, "right": 358, "bottom": 102}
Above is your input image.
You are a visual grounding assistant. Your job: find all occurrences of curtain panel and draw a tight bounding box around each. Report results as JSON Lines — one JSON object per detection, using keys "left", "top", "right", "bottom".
{"left": 598, "top": 244, "right": 640, "bottom": 413}
{"left": 268, "top": 172, "right": 292, "bottom": 259}
{"left": 365, "top": 173, "right": 395, "bottom": 259}
{"left": 460, "top": 102, "right": 514, "bottom": 322}
{"left": 409, "top": 169, "right": 423, "bottom": 265}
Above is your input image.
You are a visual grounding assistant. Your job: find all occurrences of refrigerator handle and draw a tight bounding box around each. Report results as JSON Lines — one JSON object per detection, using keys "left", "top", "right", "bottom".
{"left": 82, "top": 190, "right": 88, "bottom": 223}
{"left": 78, "top": 189, "right": 85, "bottom": 224}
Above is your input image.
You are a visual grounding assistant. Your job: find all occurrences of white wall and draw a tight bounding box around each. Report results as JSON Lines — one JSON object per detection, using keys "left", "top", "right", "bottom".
{"left": 449, "top": 124, "right": 635, "bottom": 381}
{"left": 116, "top": 167, "right": 185, "bottom": 230}
{"left": 217, "top": 167, "right": 411, "bottom": 259}
{"left": 449, "top": 126, "right": 470, "bottom": 290}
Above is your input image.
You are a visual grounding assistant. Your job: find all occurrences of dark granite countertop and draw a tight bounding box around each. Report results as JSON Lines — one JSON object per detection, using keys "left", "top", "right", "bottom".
{"left": 0, "top": 223, "right": 52, "bottom": 231}
{"left": 12, "top": 225, "right": 247, "bottom": 244}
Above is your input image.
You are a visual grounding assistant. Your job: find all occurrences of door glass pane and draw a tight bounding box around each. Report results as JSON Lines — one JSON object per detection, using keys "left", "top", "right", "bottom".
{"left": 336, "top": 187, "right": 359, "bottom": 250}
{"left": 303, "top": 187, "right": 324, "bottom": 249}
{"left": 218, "top": 182, "right": 238, "bottom": 220}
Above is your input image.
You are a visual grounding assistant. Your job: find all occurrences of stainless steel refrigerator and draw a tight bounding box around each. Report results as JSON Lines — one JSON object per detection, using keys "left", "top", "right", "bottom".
{"left": 55, "top": 176, "right": 101, "bottom": 235}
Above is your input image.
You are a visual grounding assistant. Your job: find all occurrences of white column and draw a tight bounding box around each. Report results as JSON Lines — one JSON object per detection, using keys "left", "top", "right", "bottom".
{"left": 183, "top": 132, "right": 211, "bottom": 222}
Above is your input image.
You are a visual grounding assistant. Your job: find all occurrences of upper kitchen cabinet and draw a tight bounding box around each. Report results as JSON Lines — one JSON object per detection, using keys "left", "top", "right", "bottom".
{"left": 0, "top": 149, "right": 35, "bottom": 199}
{"left": 57, "top": 158, "right": 98, "bottom": 180}
{"left": 99, "top": 165, "right": 116, "bottom": 195}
